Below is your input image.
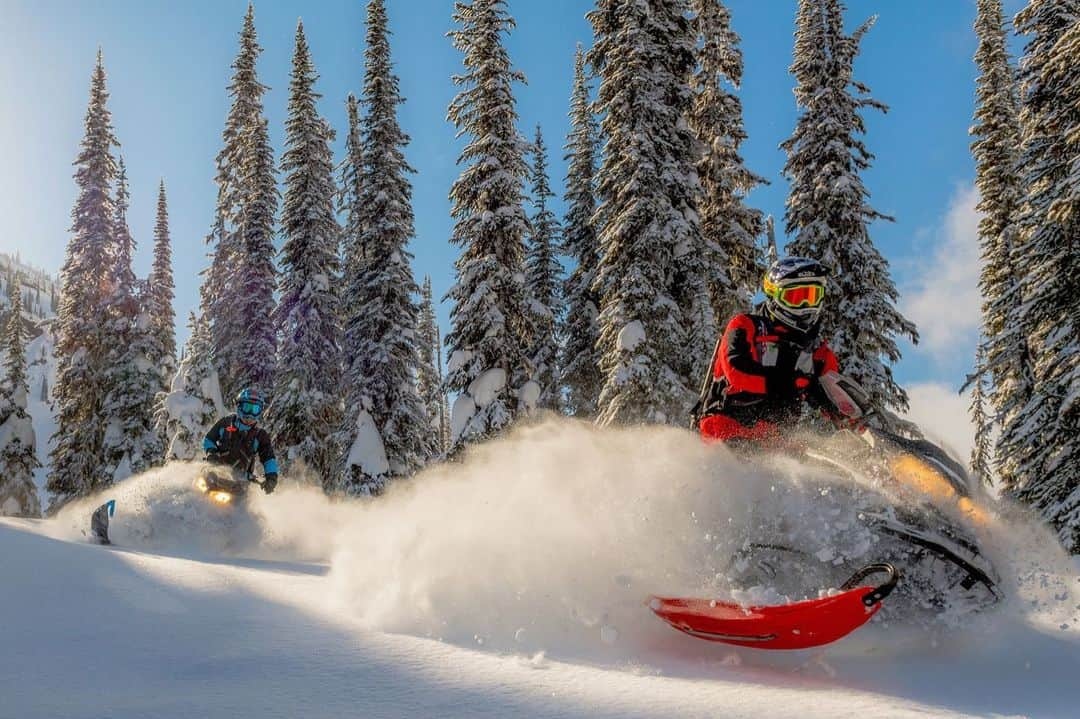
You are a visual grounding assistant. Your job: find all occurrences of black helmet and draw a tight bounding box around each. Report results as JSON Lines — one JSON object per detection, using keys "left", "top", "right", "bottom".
{"left": 235, "top": 388, "right": 266, "bottom": 425}
{"left": 762, "top": 257, "right": 830, "bottom": 332}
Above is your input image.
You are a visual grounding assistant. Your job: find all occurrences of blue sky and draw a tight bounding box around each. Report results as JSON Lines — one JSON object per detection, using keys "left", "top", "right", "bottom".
{"left": 0, "top": 0, "right": 1028, "bottom": 393}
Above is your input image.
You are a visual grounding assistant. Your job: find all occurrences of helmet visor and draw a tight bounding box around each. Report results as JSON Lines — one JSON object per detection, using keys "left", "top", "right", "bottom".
{"left": 238, "top": 400, "right": 263, "bottom": 418}
{"left": 776, "top": 283, "right": 825, "bottom": 309}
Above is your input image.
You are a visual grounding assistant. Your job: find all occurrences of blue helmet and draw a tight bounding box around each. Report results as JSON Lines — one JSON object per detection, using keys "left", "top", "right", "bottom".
{"left": 236, "top": 388, "right": 266, "bottom": 425}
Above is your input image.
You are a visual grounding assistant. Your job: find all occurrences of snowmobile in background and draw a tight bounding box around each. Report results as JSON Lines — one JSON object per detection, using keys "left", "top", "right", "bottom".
{"left": 651, "top": 373, "right": 1002, "bottom": 650}
{"left": 192, "top": 469, "right": 252, "bottom": 511}
{"left": 88, "top": 467, "right": 263, "bottom": 545}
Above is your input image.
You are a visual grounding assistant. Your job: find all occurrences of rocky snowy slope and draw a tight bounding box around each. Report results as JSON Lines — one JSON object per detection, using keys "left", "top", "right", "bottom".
{"left": 2, "top": 421, "right": 1077, "bottom": 719}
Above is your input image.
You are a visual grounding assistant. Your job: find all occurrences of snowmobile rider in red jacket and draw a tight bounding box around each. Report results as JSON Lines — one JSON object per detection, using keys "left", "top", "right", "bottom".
{"left": 203, "top": 388, "right": 279, "bottom": 494}
{"left": 692, "top": 257, "right": 855, "bottom": 443}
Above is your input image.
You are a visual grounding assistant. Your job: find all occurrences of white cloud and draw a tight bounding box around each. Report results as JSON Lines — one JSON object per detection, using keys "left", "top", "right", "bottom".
{"left": 901, "top": 185, "right": 983, "bottom": 362}
{"left": 903, "top": 381, "right": 974, "bottom": 465}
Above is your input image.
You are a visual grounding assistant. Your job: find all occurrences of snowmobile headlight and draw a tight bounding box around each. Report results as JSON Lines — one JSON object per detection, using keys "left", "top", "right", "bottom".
{"left": 194, "top": 477, "right": 209, "bottom": 493}
{"left": 957, "top": 497, "right": 991, "bottom": 528}
{"left": 209, "top": 491, "right": 233, "bottom": 505}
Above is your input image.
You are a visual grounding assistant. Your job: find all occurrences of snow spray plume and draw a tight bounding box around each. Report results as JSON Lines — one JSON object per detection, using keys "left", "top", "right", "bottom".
{"left": 49, "top": 418, "right": 1079, "bottom": 664}
{"left": 326, "top": 420, "right": 772, "bottom": 656}
{"left": 50, "top": 463, "right": 262, "bottom": 553}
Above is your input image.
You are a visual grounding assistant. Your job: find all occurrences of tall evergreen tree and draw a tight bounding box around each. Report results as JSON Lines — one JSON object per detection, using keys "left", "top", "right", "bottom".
{"left": 970, "top": 349, "right": 993, "bottom": 485}
{"left": 781, "top": 0, "right": 917, "bottom": 412}
{"left": 559, "top": 45, "right": 603, "bottom": 419}
{"left": 436, "top": 326, "right": 450, "bottom": 453}
{"left": 339, "top": 94, "right": 365, "bottom": 275}
{"left": 968, "top": 0, "right": 1031, "bottom": 490}
{"left": 100, "top": 160, "right": 165, "bottom": 480}
{"left": 524, "top": 124, "right": 563, "bottom": 412}
{"left": 0, "top": 295, "right": 41, "bottom": 517}
{"left": 157, "top": 313, "right": 225, "bottom": 461}
{"left": 445, "top": 0, "right": 532, "bottom": 447}
{"left": 689, "top": 0, "right": 766, "bottom": 324}
{"left": 47, "top": 52, "right": 118, "bottom": 511}
{"left": 1006, "top": 0, "right": 1080, "bottom": 552}
{"left": 234, "top": 110, "right": 278, "bottom": 392}
{"left": 148, "top": 180, "right": 176, "bottom": 377}
{"left": 203, "top": 3, "right": 278, "bottom": 399}
{"left": 338, "top": 0, "right": 434, "bottom": 493}
{"left": 587, "top": 0, "right": 706, "bottom": 426}
{"left": 271, "top": 21, "right": 343, "bottom": 485}
{"left": 416, "top": 276, "right": 444, "bottom": 445}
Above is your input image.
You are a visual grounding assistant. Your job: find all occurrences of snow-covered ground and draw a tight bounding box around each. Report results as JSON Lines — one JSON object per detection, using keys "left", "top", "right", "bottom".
{"left": 2, "top": 420, "right": 1078, "bottom": 718}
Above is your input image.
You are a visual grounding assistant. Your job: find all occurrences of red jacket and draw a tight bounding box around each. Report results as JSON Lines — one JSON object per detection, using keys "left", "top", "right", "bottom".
{"left": 696, "top": 312, "right": 838, "bottom": 440}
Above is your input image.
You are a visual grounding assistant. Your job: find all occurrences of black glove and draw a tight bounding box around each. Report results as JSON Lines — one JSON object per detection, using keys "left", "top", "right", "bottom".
{"left": 262, "top": 473, "right": 278, "bottom": 495}
{"left": 204, "top": 449, "right": 226, "bottom": 465}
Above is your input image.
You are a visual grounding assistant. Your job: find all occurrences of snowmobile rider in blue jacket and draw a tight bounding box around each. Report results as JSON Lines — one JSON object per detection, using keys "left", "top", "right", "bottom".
{"left": 203, "top": 388, "right": 279, "bottom": 494}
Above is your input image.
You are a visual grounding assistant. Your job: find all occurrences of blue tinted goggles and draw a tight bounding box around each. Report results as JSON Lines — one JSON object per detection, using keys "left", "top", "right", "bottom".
{"left": 238, "top": 400, "right": 263, "bottom": 417}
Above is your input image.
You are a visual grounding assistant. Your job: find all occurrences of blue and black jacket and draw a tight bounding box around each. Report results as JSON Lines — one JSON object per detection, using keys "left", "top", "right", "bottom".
{"left": 203, "top": 414, "right": 279, "bottom": 479}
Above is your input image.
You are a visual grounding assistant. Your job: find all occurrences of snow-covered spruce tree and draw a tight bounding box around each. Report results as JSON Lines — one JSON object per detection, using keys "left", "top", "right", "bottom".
{"left": 338, "top": 0, "right": 435, "bottom": 494}
{"left": 47, "top": 52, "right": 117, "bottom": 511}
{"left": 416, "top": 276, "right": 444, "bottom": 445}
{"left": 0, "top": 295, "right": 41, "bottom": 517}
{"left": 156, "top": 313, "right": 225, "bottom": 461}
{"left": 781, "top": 0, "right": 917, "bottom": 412}
{"left": 270, "top": 21, "right": 343, "bottom": 486}
{"left": 559, "top": 45, "right": 603, "bottom": 419}
{"left": 203, "top": 3, "right": 278, "bottom": 399}
{"left": 334, "top": 93, "right": 367, "bottom": 482}
{"left": 233, "top": 113, "right": 278, "bottom": 393}
{"left": 100, "top": 160, "right": 166, "bottom": 480}
{"left": 524, "top": 124, "right": 563, "bottom": 412}
{"left": 689, "top": 0, "right": 766, "bottom": 324}
{"left": 339, "top": 94, "right": 364, "bottom": 276}
{"left": 969, "top": 344, "right": 993, "bottom": 484}
{"left": 445, "top": 0, "right": 532, "bottom": 448}
{"left": 437, "top": 327, "right": 450, "bottom": 453}
{"left": 587, "top": 0, "right": 706, "bottom": 426}
{"left": 1005, "top": 0, "right": 1080, "bottom": 552}
{"left": 148, "top": 180, "right": 176, "bottom": 379}
{"left": 967, "top": 0, "right": 1030, "bottom": 489}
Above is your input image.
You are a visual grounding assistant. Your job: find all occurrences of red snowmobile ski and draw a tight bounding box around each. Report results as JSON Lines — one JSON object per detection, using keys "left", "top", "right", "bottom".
{"left": 649, "top": 563, "right": 898, "bottom": 650}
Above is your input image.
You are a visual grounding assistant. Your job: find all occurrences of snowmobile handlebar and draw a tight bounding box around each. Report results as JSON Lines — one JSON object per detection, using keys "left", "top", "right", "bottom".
{"left": 840, "top": 562, "right": 899, "bottom": 607}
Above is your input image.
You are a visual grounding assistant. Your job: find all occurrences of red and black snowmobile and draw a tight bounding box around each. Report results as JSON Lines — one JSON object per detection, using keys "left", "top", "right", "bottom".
{"left": 651, "top": 373, "right": 1001, "bottom": 650}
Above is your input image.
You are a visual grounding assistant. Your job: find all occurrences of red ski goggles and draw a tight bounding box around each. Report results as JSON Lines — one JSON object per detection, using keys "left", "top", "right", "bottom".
{"left": 764, "top": 279, "right": 826, "bottom": 309}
